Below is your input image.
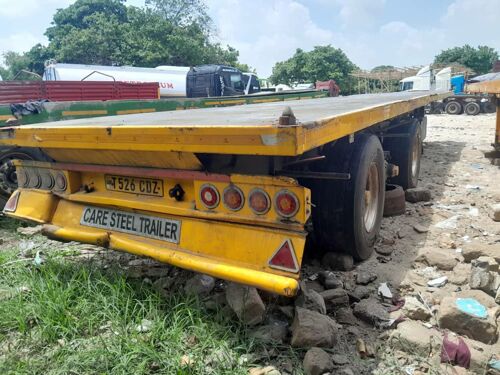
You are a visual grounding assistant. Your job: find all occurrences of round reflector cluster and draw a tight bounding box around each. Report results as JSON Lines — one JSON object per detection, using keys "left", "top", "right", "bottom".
{"left": 275, "top": 190, "right": 299, "bottom": 218}
{"left": 54, "top": 172, "right": 68, "bottom": 191}
{"left": 200, "top": 184, "right": 220, "bottom": 209}
{"left": 223, "top": 186, "right": 244, "bottom": 211}
{"left": 248, "top": 189, "right": 270, "bottom": 215}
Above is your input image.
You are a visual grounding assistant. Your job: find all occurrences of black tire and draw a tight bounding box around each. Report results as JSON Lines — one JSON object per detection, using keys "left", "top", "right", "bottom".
{"left": 306, "top": 134, "right": 385, "bottom": 261}
{"left": 444, "top": 101, "right": 463, "bottom": 115}
{"left": 0, "top": 147, "right": 49, "bottom": 198}
{"left": 482, "top": 101, "right": 496, "bottom": 114}
{"left": 384, "top": 119, "right": 422, "bottom": 190}
{"left": 464, "top": 101, "right": 481, "bottom": 116}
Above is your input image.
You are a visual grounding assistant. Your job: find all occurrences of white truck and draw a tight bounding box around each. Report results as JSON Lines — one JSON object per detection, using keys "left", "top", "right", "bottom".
{"left": 43, "top": 62, "right": 254, "bottom": 98}
{"left": 400, "top": 65, "right": 495, "bottom": 115}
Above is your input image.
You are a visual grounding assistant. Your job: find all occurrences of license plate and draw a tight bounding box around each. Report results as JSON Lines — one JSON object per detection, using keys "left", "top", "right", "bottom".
{"left": 80, "top": 206, "right": 181, "bottom": 244}
{"left": 105, "top": 174, "right": 164, "bottom": 197}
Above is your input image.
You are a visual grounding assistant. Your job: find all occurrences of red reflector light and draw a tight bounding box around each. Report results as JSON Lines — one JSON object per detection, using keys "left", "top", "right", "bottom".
{"left": 3, "top": 190, "right": 20, "bottom": 213}
{"left": 200, "top": 184, "right": 220, "bottom": 209}
{"left": 248, "top": 188, "right": 270, "bottom": 215}
{"left": 275, "top": 190, "right": 299, "bottom": 218}
{"left": 223, "top": 186, "right": 244, "bottom": 211}
{"left": 268, "top": 239, "right": 299, "bottom": 273}
{"left": 54, "top": 172, "right": 67, "bottom": 191}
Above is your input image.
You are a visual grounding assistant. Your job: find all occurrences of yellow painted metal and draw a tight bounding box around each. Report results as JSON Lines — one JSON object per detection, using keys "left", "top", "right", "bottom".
{"left": 116, "top": 108, "right": 156, "bottom": 115}
{"left": 465, "top": 80, "right": 500, "bottom": 148}
{"left": 42, "top": 149, "right": 203, "bottom": 169}
{"left": 7, "top": 189, "right": 58, "bottom": 223}
{"left": 0, "top": 92, "right": 450, "bottom": 157}
{"left": 62, "top": 110, "right": 108, "bottom": 116}
{"left": 4, "top": 191, "right": 304, "bottom": 296}
{"left": 465, "top": 80, "right": 500, "bottom": 94}
{"left": 14, "top": 160, "right": 310, "bottom": 229}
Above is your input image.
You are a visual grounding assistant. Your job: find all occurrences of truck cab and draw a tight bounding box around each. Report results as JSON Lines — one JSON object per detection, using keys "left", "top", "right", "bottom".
{"left": 242, "top": 73, "right": 261, "bottom": 95}
{"left": 186, "top": 65, "right": 247, "bottom": 97}
{"left": 399, "top": 65, "right": 434, "bottom": 91}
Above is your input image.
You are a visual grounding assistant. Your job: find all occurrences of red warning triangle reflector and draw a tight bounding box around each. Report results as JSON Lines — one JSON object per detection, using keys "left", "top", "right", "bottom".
{"left": 3, "top": 191, "right": 19, "bottom": 213}
{"left": 268, "top": 239, "right": 299, "bottom": 273}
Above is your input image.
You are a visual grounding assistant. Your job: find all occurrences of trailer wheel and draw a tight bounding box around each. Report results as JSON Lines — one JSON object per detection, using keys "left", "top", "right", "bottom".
{"left": 444, "top": 101, "right": 463, "bottom": 115}
{"left": 482, "top": 101, "right": 496, "bottom": 113}
{"left": 384, "top": 119, "right": 422, "bottom": 190}
{"left": 0, "top": 148, "right": 48, "bottom": 198}
{"left": 307, "top": 134, "right": 385, "bottom": 261}
{"left": 464, "top": 101, "right": 481, "bottom": 116}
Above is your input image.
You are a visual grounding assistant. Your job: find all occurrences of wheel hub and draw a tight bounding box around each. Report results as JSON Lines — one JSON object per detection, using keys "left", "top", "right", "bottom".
{"left": 364, "top": 162, "right": 379, "bottom": 232}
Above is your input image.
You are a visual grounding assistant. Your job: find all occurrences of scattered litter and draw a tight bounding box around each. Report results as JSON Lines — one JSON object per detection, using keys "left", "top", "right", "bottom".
{"left": 427, "top": 276, "right": 448, "bottom": 288}
{"left": 388, "top": 297, "right": 405, "bottom": 312}
{"left": 465, "top": 184, "right": 481, "bottom": 190}
{"left": 180, "top": 354, "right": 194, "bottom": 367}
{"left": 378, "top": 283, "right": 393, "bottom": 299}
{"left": 33, "top": 251, "right": 44, "bottom": 267}
{"left": 441, "top": 332, "right": 471, "bottom": 369}
{"left": 308, "top": 273, "right": 319, "bottom": 281}
{"left": 404, "top": 366, "right": 416, "bottom": 375}
{"left": 468, "top": 207, "right": 479, "bottom": 217}
{"left": 455, "top": 248, "right": 463, "bottom": 254}
{"left": 469, "top": 163, "right": 484, "bottom": 170}
{"left": 435, "top": 215, "right": 460, "bottom": 229}
{"left": 455, "top": 298, "right": 488, "bottom": 319}
{"left": 135, "top": 318, "right": 153, "bottom": 333}
{"left": 415, "top": 266, "right": 441, "bottom": 279}
{"left": 488, "top": 359, "right": 500, "bottom": 370}
{"left": 461, "top": 235, "right": 470, "bottom": 242}
{"left": 422, "top": 322, "right": 434, "bottom": 329}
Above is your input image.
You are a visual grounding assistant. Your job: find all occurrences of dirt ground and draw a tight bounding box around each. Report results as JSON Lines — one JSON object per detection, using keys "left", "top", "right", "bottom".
{"left": 0, "top": 113, "right": 499, "bottom": 375}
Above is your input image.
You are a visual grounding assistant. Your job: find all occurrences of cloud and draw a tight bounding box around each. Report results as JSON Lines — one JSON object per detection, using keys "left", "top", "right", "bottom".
{"left": 0, "top": 0, "right": 71, "bottom": 18}
{"left": 0, "top": 32, "right": 45, "bottom": 55}
{"left": 208, "top": 0, "right": 334, "bottom": 76}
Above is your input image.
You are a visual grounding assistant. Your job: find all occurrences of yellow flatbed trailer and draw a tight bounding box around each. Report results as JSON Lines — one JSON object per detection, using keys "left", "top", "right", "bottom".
{"left": 465, "top": 80, "right": 500, "bottom": 152}
{"left": 1, "top": 91, "right": 448, "bottom": 296}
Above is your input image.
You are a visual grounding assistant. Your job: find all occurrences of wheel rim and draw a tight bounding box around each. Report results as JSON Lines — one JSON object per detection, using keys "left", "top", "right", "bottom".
{"left": 364, "top": 162, "right": 379, "bottom": 232}
{"left": 0, "top": 152, "right": 35, "bottom": 196}
{"left": 411, "top": 132, "right": 420, "bottom": 178}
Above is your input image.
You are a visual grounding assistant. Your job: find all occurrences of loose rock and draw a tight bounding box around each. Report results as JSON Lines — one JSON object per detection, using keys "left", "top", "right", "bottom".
{"left": 462, "top": 243, "right": 500, "bottom": 263}
{"left": 413, "top": 224, "right": 429, "bottom": 233}
{"left": 319, "top": 289, "right": 349, "bottom": 308}
{"left": 321, "top": 252, "right": 354, "bottom": 271}
{"left": 492, "top": 203, "right": 500, "bottom": 221}
{"left": 318, "top": 271, "right": 343, "bottom": 290}
{"left": 17, "top": 225, "right": 43, "bottom": 236}
{"left": 356, "top": 271, "right": 377, "bottom": 285}
{"left": 353, "top": 298, "right": 389, "bottom": 326}
{"left": 249, "top": 324, "right": 288, "bottom": 344}
{"left": 249, "top": 366, "right": 281, "bottom": 375}
{"left": 438, "top": 291, "right": 498, "bottom": 344}
{"left": 184, "top": 274, "right": 215, "bottom": 296}
{"left": 296, "top": 282, "right": 326, "bottom": 314}
{"left": 449, "top": 263, "right": 472, "bottom": 285}
{"left": 303, "top": 347, "right": 334, "bottom": 375}
{"left": 405, "top": 187, "right": 432, "bottom": 203}
{"left": 402, "top": 296, "right": 431, "bottom": 321}
{"left": 415, "top": 248, "right": 458, "bottom": 271}
{"left": 291, "top": 307, "right": 338, "bottom": 348}
{"left": 472, "top": 256, "right": 499, "bottom": 273}
{"left": 226, "top": 283, "right": 265, "bottom": 326}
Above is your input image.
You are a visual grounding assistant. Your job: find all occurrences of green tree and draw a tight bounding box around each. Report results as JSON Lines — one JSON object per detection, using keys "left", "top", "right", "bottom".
{"left": 1, "top": 0, "right": 251, "bottom": 79}
{"left": 434, "top": 45, "right": 498, "bottom": 75}
{"left": 270, "top": 46, "right": 358, "bottom": 94}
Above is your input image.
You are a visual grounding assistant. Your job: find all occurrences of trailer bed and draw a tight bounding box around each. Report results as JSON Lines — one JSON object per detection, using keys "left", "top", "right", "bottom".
{"left": 0, "top": 91, "right": 449, "bottom": 157}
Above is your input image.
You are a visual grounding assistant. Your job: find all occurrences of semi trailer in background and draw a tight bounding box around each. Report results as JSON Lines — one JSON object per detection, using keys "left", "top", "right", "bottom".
{"left": 43, "top": 62, "right": 255, "bottom": 98}
{"left": 400, "top": 65, "right": 495, "bottom": 115}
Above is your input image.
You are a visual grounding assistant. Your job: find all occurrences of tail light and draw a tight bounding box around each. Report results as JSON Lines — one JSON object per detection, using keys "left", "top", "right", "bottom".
{"left": 40, "top": 171, "right": 55, "bottom": 189}
{"left": 275, "top": 190, "right": 299, "bottom": 218}
{"left": 248, "top": 189, "right": 270, "bottom": 214}
{"left": 54, "top": 172, "right": 67, "bottom": 191}
{"left": 28, "top": 169, "right": 42, "bottom": 188}
{"left": 223, "top": 186, "right": 244, "bottom": 211}
{"left": 200, "top": 184, "right": 220, "bottom": 209}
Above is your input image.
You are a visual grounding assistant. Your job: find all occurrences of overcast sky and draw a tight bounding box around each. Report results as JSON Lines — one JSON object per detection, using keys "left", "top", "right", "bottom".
{"left": 0, "top": 0, "right": 499, "bottom": 77}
